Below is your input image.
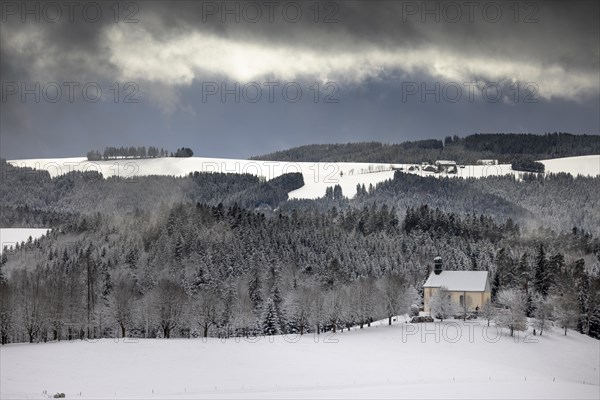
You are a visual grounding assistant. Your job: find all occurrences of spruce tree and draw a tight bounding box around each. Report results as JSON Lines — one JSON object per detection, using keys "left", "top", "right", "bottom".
{"left": 270, "top": 275, "right": 286, "bottom": 333}
{"left": 262, "top": 298, "right": 279, "bottom": 335}
{"left": 589, "top": 306, "right": 600, "bottom": 339}
{"left": 333, "top": 184, "right": 343, "bottom": 200}
{"left": 574, "top": 259, "right": 589, "bottom": 334}
{"left": 534, "top": 244, "right": 549, "bottom": 297}
{"left": 0, "top": 253, "right": 7, "bottom": 285}
{"left": 491, "top": 272, "right": 501, "bottom": 302}
{"left": 496, "top": 248, "right": 514, "bottom": 288}
{"left": 517, "top": 253, "right": 530, "bottom": 294}
{"left": 248, "top": 265, "right": 263, "bottom": 314}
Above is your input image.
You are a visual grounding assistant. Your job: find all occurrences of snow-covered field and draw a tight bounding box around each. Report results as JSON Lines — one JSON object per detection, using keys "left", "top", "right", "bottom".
{"left": 539, "top": 155, "right": 600, "bottom": 177}
{"left": 1, "top": 319, "right": 598, "bottom": 399}
{"left": 7, "top": 155, "right": 600, "bottom": 200}
{"left": 0, "top": 228, "right": 50, "bottom": 254}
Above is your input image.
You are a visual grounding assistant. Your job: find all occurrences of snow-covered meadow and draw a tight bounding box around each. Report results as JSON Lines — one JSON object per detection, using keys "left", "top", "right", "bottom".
{"left": 538, "top": 155, "right": 600, "bottom": 177}
{"left": 8, "top": 155, "right": 600, "bottom": 200}
{"left": 1, "top": 319, "right": 598, "bottom": 399}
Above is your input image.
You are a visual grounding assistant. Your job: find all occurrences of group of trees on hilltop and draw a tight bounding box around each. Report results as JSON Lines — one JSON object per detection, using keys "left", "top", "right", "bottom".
{"left": 87, "top": 146, "right": 170, "bottom": 161}
{"left": 252, "top": 133, "right": 600, "bottom": 164}
{"left": 86, "top": 146, "right": 194, "bottom": 161}
{"left": 463, "top": 133, "right": 600, "bottom": 159}
{"left": 511, "top": 158, "right": 545, "bottom": 173}
{"left": 173, "top": 147, "right": 194, "bottom": 157}
{"left": 251, "top": 140, "right": 446, "bottom": 164}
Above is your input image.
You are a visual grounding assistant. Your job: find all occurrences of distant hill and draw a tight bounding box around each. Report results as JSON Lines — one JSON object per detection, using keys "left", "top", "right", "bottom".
{"left": 251, "top": 133, "right": 600, "bottom": 164}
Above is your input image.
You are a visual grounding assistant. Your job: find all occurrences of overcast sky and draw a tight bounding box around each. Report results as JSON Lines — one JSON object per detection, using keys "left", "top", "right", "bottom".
{"left": 1, "top": 1, "right": 599, "bottom": 159}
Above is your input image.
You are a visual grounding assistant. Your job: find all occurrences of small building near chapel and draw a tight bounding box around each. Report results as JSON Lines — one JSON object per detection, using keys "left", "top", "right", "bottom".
{"left": 477, "top": 159, "right": 499, "bottom": 165}
{"left": 434, "top": 160, "right": 458, "bottom": 173}
{"left": 423, "top": 257, "right": 491, "bottom": 313}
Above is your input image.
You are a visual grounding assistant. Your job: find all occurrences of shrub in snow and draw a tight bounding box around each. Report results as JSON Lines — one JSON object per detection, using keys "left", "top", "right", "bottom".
{"left": 410, "top": 316, "right": 434, "bottom": 323}
{"left": 410, "top": 304, "right": 420, "bottom": 317}
{"left": 428, "top": 286, "right": 456, "bottom": 321}
{"left": 453, "top": 313, "right": 477, "bottom": 320}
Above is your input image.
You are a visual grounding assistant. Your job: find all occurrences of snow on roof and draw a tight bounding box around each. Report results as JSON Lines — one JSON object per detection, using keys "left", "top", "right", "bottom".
{"left": 423, "top": 271, "right": 489, "bottom": 292}
{"left": 435, "top": 160, "right": 457, "bottom": 165}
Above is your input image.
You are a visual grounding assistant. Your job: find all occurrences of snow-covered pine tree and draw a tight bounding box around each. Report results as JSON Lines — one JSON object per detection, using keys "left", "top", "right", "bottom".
{"left": 0, "top": 265, "right": 13, "bottom": 344}
{"left": 495, "top": 248, "right": 515, "bottom": 289}
{"left": 534, "top": 244, "right": 549, "bottom": 297}
{"left": 516, "top": 252, "right": 530, "bottom": 293}
{"left": 248, "top": 264, "right": 264, "bottom": 316}
{"left": 574, "top": 259, "right": 590, "bottom": 334}
{"left": 262, "top": 298, "right": 279, "bottom": 336}
{"left": 588, "top": 305, "right": 600, "bottom": 339}
{"left": 270, "top": 280, "right": 286, "bottom": 333}
{"left": 0, "top": 252, "right": 7, "bottom": 285}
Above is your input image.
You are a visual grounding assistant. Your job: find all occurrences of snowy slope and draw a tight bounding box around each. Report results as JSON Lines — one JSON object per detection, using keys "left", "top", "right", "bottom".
{"left": 1, "top": 319, "right": 598, "bottom": 399}
{"left": 0, "top": 228, "right": 49, "bottom": 254}
{"left": 7, "top": 155, "right": 598, "bottom": 200}
{"left": 539, "top": 155, "right": 600, "bottom": 177}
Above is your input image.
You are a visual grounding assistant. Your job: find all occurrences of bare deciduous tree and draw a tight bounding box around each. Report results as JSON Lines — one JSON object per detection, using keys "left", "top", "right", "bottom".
{"left": 324, "top": 289, "right": 344, "bottom": 333}
{"left": 352, "top": 276, "right": 378, "bottom": 328}
{"left": 0, "top": 279, "right": 14, "bottom": 344}
{"left": 459, "top": 294, "right": 473, "bottom": 321}
{"left": 191, "top": 287, "right": 221, "bottom": 338}
{"left": 480, "top": 300, "right": 495, "bottom": 327}
{"left": 496, "top": 289, "right": 527, "bottom": 337}
{"left": 533, "top": 295, "right": 553, "bottom": 335}
{"left": 379, "top": 273, "right": 413, "bottom": 325}
{"left": 108, "top": 270, "right": 137, "bottom": 338}
{"left": 285, "top": 284, "right": 314, "bottom": 335}
{"left": 552, "top": 292, "right": 579, "bottom": 336}
{"left": 153, "top": 277, "right": 186, "bottom": 338}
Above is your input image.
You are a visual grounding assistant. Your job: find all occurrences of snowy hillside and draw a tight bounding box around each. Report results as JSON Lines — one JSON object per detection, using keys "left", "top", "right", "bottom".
{"left": 8, "top": 155, "right": 599, "bottom": 200}
{"left": 1, "top": 319, "right": 598, "bottom": 399}
{"left": 539, "top": 155, "right": 600, "bottom": 177}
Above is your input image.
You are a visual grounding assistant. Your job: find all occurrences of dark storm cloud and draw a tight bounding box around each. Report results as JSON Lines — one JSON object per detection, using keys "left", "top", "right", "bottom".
{"left": 1, "top": 1, "right": 598, "bottom": 159}
{"left": 2, "top": 1, "right": 598, "bottom": 82}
